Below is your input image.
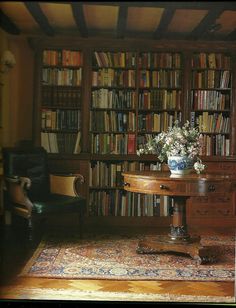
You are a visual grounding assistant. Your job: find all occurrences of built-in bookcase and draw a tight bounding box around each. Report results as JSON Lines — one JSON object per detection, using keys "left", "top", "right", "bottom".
{"left": 190, "top": 52, "right": 231, "bottom": 156}
{"left": 32, "top": 38, "right": 236, "bottom": 226}
{"left": 90, "top": 51, "right": 137, "bottom": 155}
{"left": 137, "top": 51, "right": 183, "bottom": 153}
{"left": 89, "top": 51, "right": 137, "bottom": 217}
{"left": 40, "top": 49, "right": 83, "bottom": 154}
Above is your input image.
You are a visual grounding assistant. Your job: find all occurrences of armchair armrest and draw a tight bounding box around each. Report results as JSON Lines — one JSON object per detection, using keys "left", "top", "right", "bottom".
{"left": 50, "top": 173, "right": 84, "bottom": 197}
{"left": 4, "top": 176, "right": 33, "bottom": 217}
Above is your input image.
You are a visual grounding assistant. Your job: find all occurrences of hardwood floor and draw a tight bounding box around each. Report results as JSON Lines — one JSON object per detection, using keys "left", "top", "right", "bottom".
{"left": 0, "top": 223, "right": 235, "bottom": 305}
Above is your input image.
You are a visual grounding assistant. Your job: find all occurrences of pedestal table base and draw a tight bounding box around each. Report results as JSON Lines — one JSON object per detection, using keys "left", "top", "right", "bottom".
{"left": 136, "top": 235, "right": 215, "bottom": 264}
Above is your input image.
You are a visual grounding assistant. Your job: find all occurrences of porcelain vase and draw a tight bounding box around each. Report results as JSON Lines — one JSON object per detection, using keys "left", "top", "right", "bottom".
{"left": 167, "top": 155, "right": 194, "bottom": 175}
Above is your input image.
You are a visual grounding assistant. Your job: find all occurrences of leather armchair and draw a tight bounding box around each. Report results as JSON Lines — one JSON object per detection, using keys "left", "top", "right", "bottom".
{"left": 2, "top": 146, "right": 86, "bottom": 243}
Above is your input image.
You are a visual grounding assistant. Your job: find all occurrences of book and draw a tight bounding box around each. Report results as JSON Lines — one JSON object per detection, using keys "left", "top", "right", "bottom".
{"left": 74, "top": 131, "right": 81, "bottom": 154}
{"left": 127, "top": 134, "right": 136, "bottom": 154}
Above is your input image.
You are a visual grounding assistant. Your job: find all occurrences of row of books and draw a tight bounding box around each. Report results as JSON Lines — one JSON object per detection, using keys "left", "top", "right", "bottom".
{"left": 191, "top": 53, "right": 231, "bottom": 69}
{"left": 93, "top": 52, "right": 136, "bottom": 68}
{"left": 137, "top": 112, "right": 182, "bottom": 138}
{"left": 89, "top": 161, "right": 161, "bottom": 188}
{"left": 199, "top": 134, "right": 230, "bottom": 156}
{"left": 139, "top": 70, "right": 182, "bottom": 88}
{"left": 90, "top": 111, "right": 136, "bottom": 132}
{"left": 91, "top": 133, "right": 136, "bottom": 154}
{"left": 42, "top": 68, "right": 82, "bottom": 86}
{"left": 138, "top": 112, "right": 180, "bottom": 132}
{"left": 42, "top": 87, "right": 81, "bottom": 107}
{"left": 91, "top": 89, "right": 136, "bottom": 109}
{"left": 195, "top": 112, "right": 230, "bottom": 133}
{"left": 191, "top": 90, "right": 230, "bottom": 110}
{"left": 41, "top": 131, "right": 81, "bottom": 154}
{"left": 43, "top": 49, "right": 83, "bottom": 66}
{"left": 89, "top": 190, "right": 172, "bottom": 217}
{"left": 41, "top": 109, "right": 81, "bottom": 130}
{"left": 92, "top": 69, "right": 136, "bottom": 87}
{"left": 138, "top": 89, "right": 182, "bottom": 109}
{"left": 89, "top": 162, "right": 126, "bottom": 187}
{"left": 138, "top": 52, "right": 181, "bottom": 69}
{"left": 191, "top": 70, "right": 231, "bottom": 89}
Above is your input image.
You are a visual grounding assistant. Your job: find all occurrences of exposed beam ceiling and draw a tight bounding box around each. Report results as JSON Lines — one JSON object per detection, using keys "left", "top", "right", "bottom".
{"left": 116, "top": 4, "right": 128, "bottom": 39}
{"left": 71, "top": 3, "right": 88, "bottom": 37}
{"left": 0, "top": 2, "right": 235, "bottom": 41}
{"left": 153, "top": 7, "right": 176, "bottom": 40}
{"left": 24, "top": 2, "right": 55, "bottom": 36}
{"left": 0, "top": 9, "right": 21, "bottom": 35}
{"left": 188, "top": 8, "right": 224, "bottom": 40}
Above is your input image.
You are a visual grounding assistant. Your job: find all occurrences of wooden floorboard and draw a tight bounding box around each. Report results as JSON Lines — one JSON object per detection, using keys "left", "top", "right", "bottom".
{"left": 0, "top": 225, "right": 235, "bottom": 304}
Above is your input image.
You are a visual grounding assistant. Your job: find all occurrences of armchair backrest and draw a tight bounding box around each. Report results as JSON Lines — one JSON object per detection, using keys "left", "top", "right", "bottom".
{"left": 3, "top": 146, "right": 50, "bottom": 200}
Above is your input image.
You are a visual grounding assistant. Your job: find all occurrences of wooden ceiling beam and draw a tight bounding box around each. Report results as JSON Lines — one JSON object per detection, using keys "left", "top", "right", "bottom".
{"left": 24, "top": 2, "right": 55, "bottom": 36}
{"left": 188, "top": 8, "right": 224, "bottom": 40}
{"left": 153, "top": 7, "right": 175, "bottom": 40}
{"left": 116, "top": 5, "right": 128, "bottom": 39}
{"left": 0, "top": 9, "right": 21, "bottom": 35}
{"left": 71, "top": 3, "right": 88, "bottom": 37}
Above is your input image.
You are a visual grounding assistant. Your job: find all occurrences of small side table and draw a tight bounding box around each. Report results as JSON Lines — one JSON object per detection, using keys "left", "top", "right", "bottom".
{"left": 122, "top": 171, "right": 236, "bottom": 264}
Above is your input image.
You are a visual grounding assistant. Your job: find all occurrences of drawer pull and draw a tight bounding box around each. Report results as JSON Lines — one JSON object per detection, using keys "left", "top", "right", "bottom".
{"left": 124, "top": 182, "right": 130, "bottom": 187}
{"left": 160, "top": 184, "right": 168, "bottom": 190}
{"left": 208, "top": 184, "right": 215, "bottom": 192}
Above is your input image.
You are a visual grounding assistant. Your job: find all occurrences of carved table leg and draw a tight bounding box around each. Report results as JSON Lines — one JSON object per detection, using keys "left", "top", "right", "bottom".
{"left": 137, "top": 197, "right": 215, "bottom": 264}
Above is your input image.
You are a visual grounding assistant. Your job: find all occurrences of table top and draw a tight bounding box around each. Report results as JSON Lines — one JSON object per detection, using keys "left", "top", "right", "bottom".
{"left": 122, "top": 171, "right": 236, "bottom": 196}
{"left": 122, "top": 171, "right": 235, "bottom": 182}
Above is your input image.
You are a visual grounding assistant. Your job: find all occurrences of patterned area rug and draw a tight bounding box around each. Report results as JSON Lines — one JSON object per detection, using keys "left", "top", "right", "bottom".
{"left": 20, "top": 232, "right": 235, "bottom": 281}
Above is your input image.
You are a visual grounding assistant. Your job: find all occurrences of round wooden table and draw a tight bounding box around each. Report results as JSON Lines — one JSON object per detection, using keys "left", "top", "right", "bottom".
{"left": 122, "top": 171, "right": 236, "bottom": 264}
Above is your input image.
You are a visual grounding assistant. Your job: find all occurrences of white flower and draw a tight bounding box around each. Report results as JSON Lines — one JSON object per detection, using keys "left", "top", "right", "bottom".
{"left": 137, "top": 120, "right": 205, "bottom": 174}
{"left": 194, "top": 160, "right": 205, "bottom": 174}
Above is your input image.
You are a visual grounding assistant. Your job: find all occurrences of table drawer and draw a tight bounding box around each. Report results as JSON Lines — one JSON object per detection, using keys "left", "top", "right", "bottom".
{"left": 188, "top": 194, "right": 234, "bottom": 217}
{"left": 188, "top": 181, "right": 231, "bottom": 195}
{"left": 188, "top": 203, "right": 233, "bottom": 217}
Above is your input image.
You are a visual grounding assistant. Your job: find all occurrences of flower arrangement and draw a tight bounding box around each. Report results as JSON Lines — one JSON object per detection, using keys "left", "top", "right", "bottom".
{"left": 137, "top": 120, "right": 206, "bottom": 174}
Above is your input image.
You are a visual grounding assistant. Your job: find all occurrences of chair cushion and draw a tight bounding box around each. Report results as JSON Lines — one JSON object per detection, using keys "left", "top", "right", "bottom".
{"left": 32, "top": 194, "right": 85, "bottom": 214}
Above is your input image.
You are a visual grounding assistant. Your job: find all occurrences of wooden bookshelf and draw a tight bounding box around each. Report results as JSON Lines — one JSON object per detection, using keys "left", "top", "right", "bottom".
{"left": 40, "top": 49, "right": 83, "bottom": 154}
{"left": 31, "top": 38, "right": 236, "bottom": 226}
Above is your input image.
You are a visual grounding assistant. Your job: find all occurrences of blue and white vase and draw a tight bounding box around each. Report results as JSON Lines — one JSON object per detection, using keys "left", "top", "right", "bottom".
{"left": 167, "top": 155, "right": 194, "bottom": 175}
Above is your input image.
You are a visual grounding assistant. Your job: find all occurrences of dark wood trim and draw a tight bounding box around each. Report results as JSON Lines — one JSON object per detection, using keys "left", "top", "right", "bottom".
{"left": 71, "top": 3, "right": 88, "bottom": 37}
{"left": 226, "top": 29, "right": 236, "bottom": 41}
{"left": 24, "top": 2, "right": 55, "bottom": 36}
{"left": 153, "top": 7, "right": 176, "bottom": 40}
{"left": 28, "top": 37, "right": 236, "bottom": 52}
{"left": 0, "top": 9, "right": 21, "bottom": 35}
{"left": 116, "top": 5, "right": 128, "bottom": 39}
{"left": 188, "top": 8, "right": 225, "bottom": 40}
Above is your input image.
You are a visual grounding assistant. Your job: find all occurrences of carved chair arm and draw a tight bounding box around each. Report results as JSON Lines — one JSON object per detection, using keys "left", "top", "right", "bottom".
{"left": 50, "top": 173, "right": 85, "bottom": 197}
{"left": 4, "top": 176, "right": 33, "bottom": 216}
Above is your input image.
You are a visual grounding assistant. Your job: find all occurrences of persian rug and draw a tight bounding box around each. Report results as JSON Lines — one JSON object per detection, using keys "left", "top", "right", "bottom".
{"left": 20, "top": 232, "right": 235, "bottom": 282}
